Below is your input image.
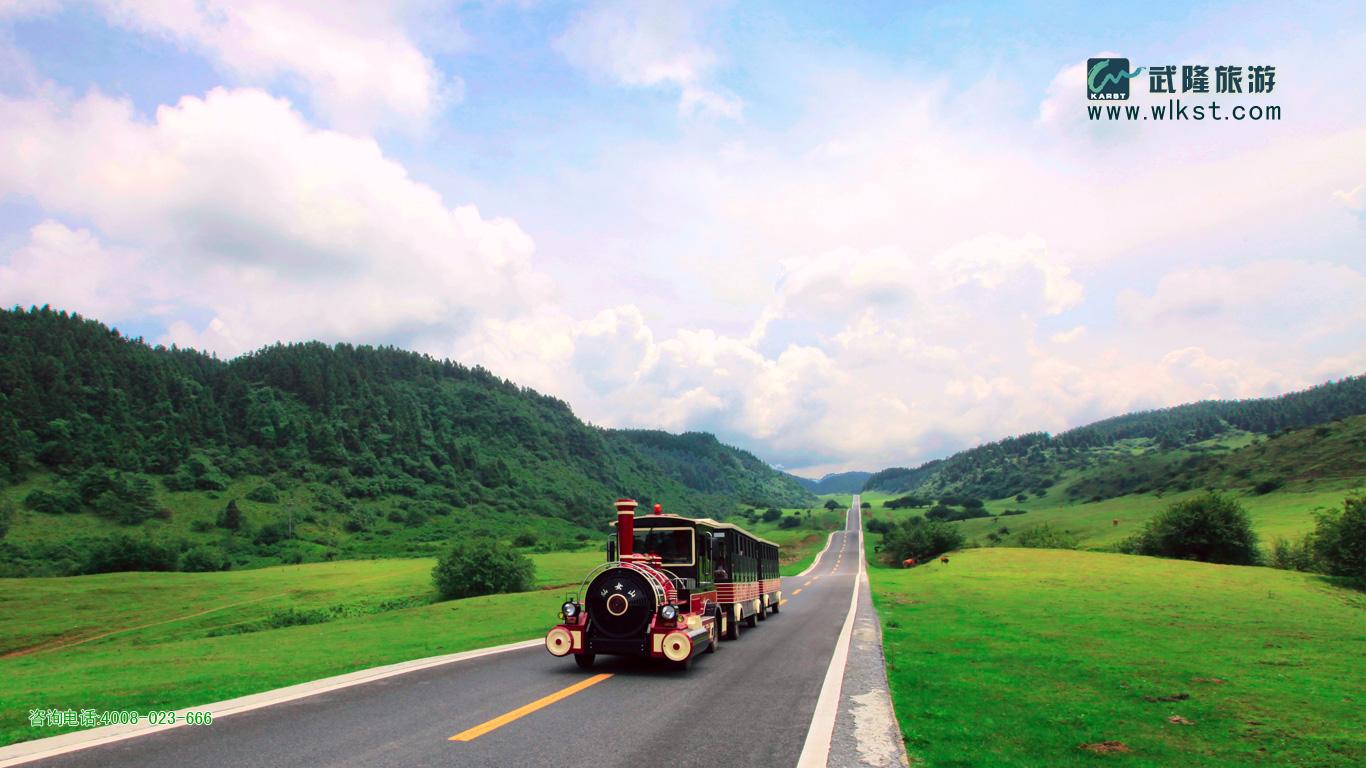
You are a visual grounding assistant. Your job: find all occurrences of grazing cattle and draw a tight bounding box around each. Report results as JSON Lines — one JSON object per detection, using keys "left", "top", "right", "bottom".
{"left": 940, "top": 556, "right": 949, "bottom": 565}
{"left": 902, "top": 557, "right": 917, "bottom": 567}
{"left": 1112, "top": 518, "right": 1120, "bottom": 527}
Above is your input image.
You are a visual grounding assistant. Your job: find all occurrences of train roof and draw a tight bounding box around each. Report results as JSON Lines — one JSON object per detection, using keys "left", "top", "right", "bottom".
{"left": 612, "top": 513, "right": 778, "bottom": 547}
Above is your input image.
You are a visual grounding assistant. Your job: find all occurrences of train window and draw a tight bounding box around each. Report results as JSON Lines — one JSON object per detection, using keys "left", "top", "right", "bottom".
{"left": 632, "top": 527, "right": 694, "bottom": 566}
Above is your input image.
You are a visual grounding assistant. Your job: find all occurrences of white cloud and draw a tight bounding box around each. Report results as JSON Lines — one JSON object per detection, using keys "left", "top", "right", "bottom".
{"left": 0, "top": 86, "right": 544, "bottom": 355}
{"left": 554, "top": 0, "right": 742, "bottom": 119}
{"left": 1, "top": 1, "right": 455, "bottom": 131}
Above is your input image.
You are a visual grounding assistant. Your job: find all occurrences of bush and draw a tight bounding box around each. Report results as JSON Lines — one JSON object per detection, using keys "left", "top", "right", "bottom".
{"left": 1312, "top": 495, "right": 1365, "bottom": 580}
{"left": 1124, "top": 493, "right": 1260, "bottom": 565}
{"left": 1268, "top": 535, "right": 1316, "bottom": 572}
{"left": 865, "top": 518, "right": 892, "bottom": 535}
{"left": 1253, "top": 478, "right": 1285, "bottom": 495}
{"left": 82, "top": 535, "right": 180, "bottom": 574}
{"left": 25, "top": 489, "right": 80, "bottom": 515}
{"left": 1000, "top": 509, "right": 1028, "bottom": 516}
{"left": 181, "top": 545, "right": 229, "bottom": 572}
{"left": 885, "top": 495, "right": 929, "bottom": 509}
{"left": 254, "top": 522, "right": 290, "bottom": 546}
{"left": 778, "top": 515, "right": 801, "bottom": 529}
{"left": 1013, "top": 524, "right": 1080, "bottom": 549}
{"left": 513, "top": 531, "right": 538, "bottom": 547}
{"left": 218, "top": 500, "right": 245, "bottom": 531}
{"left": 823, "top": 499, "right": 841, "bottom": 511}
{"left": 432, "top": 537, "right": 535, "bottom": 600}
{"left": 762, "top": 508, "right": 782, "bottom": 522}
{"left": 926, "top": 505, "right": 992, "bottom": 522}
{"left": 0, "top": 498, "right": 14, "bottom": 539}
{"left": 245, "top": 484, "right": 280, "bottom": 503}
{"left": 881, "top": 517, "right": 964, "bottom": 564}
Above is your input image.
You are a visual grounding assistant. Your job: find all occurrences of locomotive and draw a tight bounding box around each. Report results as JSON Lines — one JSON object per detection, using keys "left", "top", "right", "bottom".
{"left": 544, "top": 498, "right": 781, "bottom": 670}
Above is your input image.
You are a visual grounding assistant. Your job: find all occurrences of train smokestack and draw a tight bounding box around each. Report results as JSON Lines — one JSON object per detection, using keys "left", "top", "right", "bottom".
{"left": 615, "top": 498, "right": 638, "bottom": 557}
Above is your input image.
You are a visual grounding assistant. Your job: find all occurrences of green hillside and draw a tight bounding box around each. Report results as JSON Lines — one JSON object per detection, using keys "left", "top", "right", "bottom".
{"left": 871, "top": 548, "right": 1365, "bottom": 767}
{"left": 0, "top": 307, "right": 813, "bottom": 576}
{"left": 862, "top": 378, "right": 1366, "bottom": 514}
{"left": 791, "top": 470, "right": 872, "bottom": 494}
{"left": 861, "top": 416, "right": 1366, "bottom": 550}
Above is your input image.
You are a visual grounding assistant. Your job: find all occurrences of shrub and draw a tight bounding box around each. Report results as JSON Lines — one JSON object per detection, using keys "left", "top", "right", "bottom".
{"left": 881, "top": 517, "right": 964, "bottom": 564}
{"left": 1253, "top": 478, "right": 1285, "bottom": 495}
{"left": 181, "top": 545, "right": 229, "bottom": 572}
{"left": 1311, "top": 495, "right": 1365, "bottom": 580}
{"left": 1000, "top": 509, "right": 1028, "bottom": 517}
{"left": 1124, "top": 493, "right": 1260, "bottom": 565}
{"left": 1268, "top": 535, "right": 1316, "bottom": 572}
{"left": 513, "top": 531, "right": 538, "bottom": 547}
{"left": 432, "top": 537, "right": 535, "bottom": 600}
{"left": 343, "top": 509, "right": 372, "bottom": 532}
{"left": 190, "top": 519, "right": 215, "bottom": 533}
{"left": 865, "top": 518, "right": 892, "bottom": 535}
{"left": 1013, "top": 523, "right": 1080, "bottom": 549}
{"left": 762, "top": 508, "right": 782, "bottom": 522}
{"left": 0, "top": 498, "right": 14, "bottom": 539}
{"left": 245, "top": 484, "right": 280, "bottom": 503}
{"left": 254, "top": 522, "right": 291, "bottom": 546}
{"left": 778, "top": 515, "right": 801, "bottom": 529}
{"left": 823, "top": 499, "right": 841, "bottom": 511}
{"left": 885, "top": 495, "right": 929, "bottom": 509}
{"left": 218, "top": 500, "right": 245, "bottom": 531}
{"left": 82, "top": 535, "right": 180, "bottom": 574}
{"left": 25, "top": 488, "right": 81, "bottom": 515}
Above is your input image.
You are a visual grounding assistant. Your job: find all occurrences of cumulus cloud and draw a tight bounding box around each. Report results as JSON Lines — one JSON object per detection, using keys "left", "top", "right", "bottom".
{"left": 1, "top": 0, "right": 454, "bottom": 131}
{"left": 555, "top": 0, "right": 742, "bottom": 119}
{"left": 0, "top": 86, "right": 544, "bottom": 354}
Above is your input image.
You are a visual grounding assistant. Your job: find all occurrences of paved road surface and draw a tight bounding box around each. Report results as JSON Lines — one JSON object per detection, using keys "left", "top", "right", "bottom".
{"left": 28, "top": 504, "right": 864, "bottom": 768}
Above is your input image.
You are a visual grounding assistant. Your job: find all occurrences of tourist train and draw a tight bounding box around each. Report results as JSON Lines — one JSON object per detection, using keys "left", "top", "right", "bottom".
{"left": 544, "top": 498, "right": 781, "bottom": 670}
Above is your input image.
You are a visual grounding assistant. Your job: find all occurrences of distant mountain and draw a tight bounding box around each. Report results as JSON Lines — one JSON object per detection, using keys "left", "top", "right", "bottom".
{"left": 0, "top": 306, "right": 814, "bottom": 575}
{"left": 864, "top": 376, "right": 1366, "bottom": 501}
{"left": 792, "top": 470, "right": 872, "bottom": 495}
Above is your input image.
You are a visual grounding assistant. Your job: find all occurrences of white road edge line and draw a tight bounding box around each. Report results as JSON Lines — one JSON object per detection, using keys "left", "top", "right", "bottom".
{"left": 794, "top": 529, "right": 838, "bottom": 579}
{"left": 796, "top": 499, "right": 865, "bottom": 768}
{"left": 0, "top": 637, "right": 543, "bottom": 767}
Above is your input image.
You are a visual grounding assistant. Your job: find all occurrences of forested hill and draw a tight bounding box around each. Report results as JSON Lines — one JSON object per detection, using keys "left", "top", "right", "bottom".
{"left": 792, "top": 471, "right": 872, "bottom": 494}
{"left": 0, "top": 307, "right": 812, "bottom": 572}
{"left": 864, "top": 376, "right": 1366, "bottom": 500}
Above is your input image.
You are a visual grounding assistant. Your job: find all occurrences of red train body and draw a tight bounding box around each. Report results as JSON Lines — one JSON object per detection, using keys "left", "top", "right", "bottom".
{"left": 545, "top": 499, "right": 781, "bottom": 670}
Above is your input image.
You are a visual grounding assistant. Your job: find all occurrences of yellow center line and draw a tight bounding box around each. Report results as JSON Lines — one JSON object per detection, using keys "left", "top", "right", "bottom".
{"left": 792, "top": 588, "right": 802, "bottom": 595}
{"left": 449, "top": 673, "right": 613, "bottom": 742}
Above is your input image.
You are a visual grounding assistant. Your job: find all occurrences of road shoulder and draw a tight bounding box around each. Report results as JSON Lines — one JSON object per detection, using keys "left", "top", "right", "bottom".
{"left": 827, "top": 566, "right": 910, "bottom": 768}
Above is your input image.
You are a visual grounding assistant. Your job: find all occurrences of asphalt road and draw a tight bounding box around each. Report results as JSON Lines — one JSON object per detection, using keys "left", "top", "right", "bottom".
{"left": 28, "top": 505, "right": 863, "bottom": 768}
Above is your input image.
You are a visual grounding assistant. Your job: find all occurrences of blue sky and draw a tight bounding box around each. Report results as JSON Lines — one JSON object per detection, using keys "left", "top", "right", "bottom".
{"left": 1, "top": 1, "right": 1363, "bottom": 475}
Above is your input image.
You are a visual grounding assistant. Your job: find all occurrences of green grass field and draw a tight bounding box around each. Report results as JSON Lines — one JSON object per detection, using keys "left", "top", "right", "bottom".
{"left": 869, "top": 548, "right": 1365, "bottom": 767}
{"left": 0, "top": 550, "right": 602, "bottom": 746}
{"left": 863, "top": 484, "right": 1362, "bottom": 551}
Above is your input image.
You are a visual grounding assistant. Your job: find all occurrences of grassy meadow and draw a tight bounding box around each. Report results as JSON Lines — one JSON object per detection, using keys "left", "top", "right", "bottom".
{"left": 870, "top": 548, "right": 1365, "bottom": 767}
{"left": 0, "top": 550, "right": 603, "bottom": 746}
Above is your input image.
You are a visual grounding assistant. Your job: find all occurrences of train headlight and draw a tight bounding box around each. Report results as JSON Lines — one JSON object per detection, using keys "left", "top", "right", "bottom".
{"left": 562, "top": 601, "right": 579, "bottom": 619}
{"left": 660, "top": 604, "right": 678, "bottom": 621}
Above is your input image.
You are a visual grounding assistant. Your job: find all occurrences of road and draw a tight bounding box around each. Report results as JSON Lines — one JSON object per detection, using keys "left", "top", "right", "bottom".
{"left": 25, "top": 502, "right": 865, "bottom": 768}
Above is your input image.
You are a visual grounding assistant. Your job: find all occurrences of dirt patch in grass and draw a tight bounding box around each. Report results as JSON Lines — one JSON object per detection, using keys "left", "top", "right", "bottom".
{"left": 1079, "top": 741, "right": 1131, "bottom": 754}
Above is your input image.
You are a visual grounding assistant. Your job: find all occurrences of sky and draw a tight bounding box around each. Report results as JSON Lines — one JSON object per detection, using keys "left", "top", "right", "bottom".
{"left": 1, "top": 1, "right": 1363, "bottom": 477}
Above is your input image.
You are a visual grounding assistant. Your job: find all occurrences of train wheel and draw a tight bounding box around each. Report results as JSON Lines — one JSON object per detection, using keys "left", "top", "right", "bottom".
{"left": 757, "top": 599, "right": 768, "bottom": 621}
{"left": 705, "top": 622, "right": 718, "bottom": 653}
{"left": 724, "top": 608, "right": 741, "bottom": 640}
{"left": 744, "top": 611, "right": 757, "bottom": 628}
{"left": 574, "top": 653, "right": 596, "bottom": 669}
{"left": 671, "top": 656, "right": 693, "bottom": 672}
{"left": 770, "top": 596, "right": 780, "bottom": 615}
